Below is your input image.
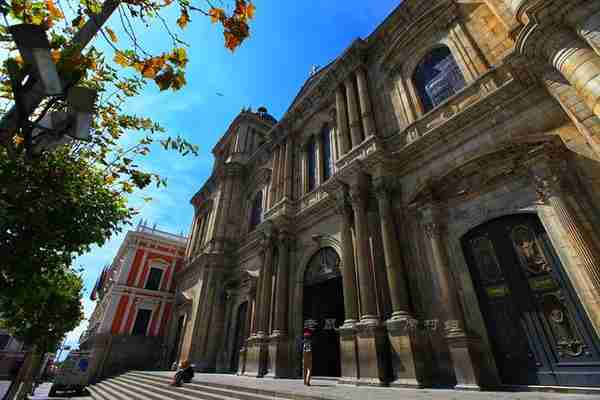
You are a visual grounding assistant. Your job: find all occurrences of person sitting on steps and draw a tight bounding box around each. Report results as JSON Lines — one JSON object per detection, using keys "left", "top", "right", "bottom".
{"left": 170, "top": 359, "right": 194, "bottom": 387}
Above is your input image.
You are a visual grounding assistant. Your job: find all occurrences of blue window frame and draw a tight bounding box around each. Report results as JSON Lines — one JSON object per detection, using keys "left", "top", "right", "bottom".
{"left": 321, "top": 125, "right": 332, "bottom": 182}
{"left": 413, "top": 46, "right": 466, "bottom": 113}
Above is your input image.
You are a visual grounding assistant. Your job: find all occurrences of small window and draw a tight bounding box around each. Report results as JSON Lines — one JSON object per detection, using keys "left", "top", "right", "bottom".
{"left": 321, "top": 125, "right": 333, "bottom": 182}
{"left": 249, "top": 191, "right": 263, "bottom": 232}
{"left": 307, "top": 136, "right": 317, "bottom": 192}
{"left": 132, "top": 309, "right": 152, "bottom": 336}
{"left": 413, "top": 46, "right": 466, "bottom": 113}
{"left": 145, "top": 267, "right": 164, "bottom": 291}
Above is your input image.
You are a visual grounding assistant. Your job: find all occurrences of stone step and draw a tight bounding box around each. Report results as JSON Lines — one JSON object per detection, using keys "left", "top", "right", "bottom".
{"left": 122, "top": 372, "right": 294, "bottom": 400}
{"left": 111, "top": 375, "right": 256, "bottom": 400}
{"left": 126, "top": 371, "right": 324, "bottom": 400}
{"left": 99, "top": 378, "right": 154, "bottom": 400}
{"left": 87, "top": 383, "right": 122, "bottom": 400}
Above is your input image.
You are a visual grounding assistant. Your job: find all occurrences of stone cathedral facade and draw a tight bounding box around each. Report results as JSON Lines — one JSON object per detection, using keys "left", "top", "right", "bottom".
{"left": 167, "top": 0, "right": 600, "bottom": 390}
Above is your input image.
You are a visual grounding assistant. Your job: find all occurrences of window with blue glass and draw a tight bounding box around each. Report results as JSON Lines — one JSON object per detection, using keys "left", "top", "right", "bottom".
{"left": 307, "top": 136, "right": 317, "bottom": 192}
{"left": 412, "top": 46, "right": 466, "bottom": 114}
{"left": 321, "top": 125, "right": 333, "bottom": 182}
{"left": 249, "top": 190, "right": 263, "bottom": 231}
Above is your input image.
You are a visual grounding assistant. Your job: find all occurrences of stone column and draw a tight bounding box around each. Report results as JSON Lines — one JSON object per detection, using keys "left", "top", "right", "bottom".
{"left": 270, "top": 146, "right": 281, "bottom": 207}
{"left": 243, "top": 267, "right": 264, "bottom": 377}
{"left": 268, "top": 233, "right": 291, "bottom": 378}
{"left": 335, "top": 188, "right": 360, "bottom": 384}
{"left": 420, "top": 204, "right": 483, "bottom": 390}
{"left": 349, "top": 179, "right": 388, "bottom": 385}
{"left": 345, "top": 76, "right": 363, "bottom": 148}
{"left": 542, "top": 29, "right": 600, "bottom": 118}
{"left": 349, "top": 182, "right": 378, "bottom": 321}
{"left": 283, "top": 138, "right": 294, "bottom": 199}
{"left": 532, "top": 159, "right": 600, "bottom": 337}
{"left": 356, "top": 67, "right": 376, "bottom": 138}
{"left": 374, "top": 178, "right": 426, "bottom": 387}
{"left": 336, "top": 86, "right": 351, "bottom": 154}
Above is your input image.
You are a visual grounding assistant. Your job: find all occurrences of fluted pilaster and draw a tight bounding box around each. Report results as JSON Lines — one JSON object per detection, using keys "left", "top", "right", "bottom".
{"left": 532, "top": 159, "right": 600, "bottom": 337}
{"left": 345, "top": 76, "right": 363, "bottom": 148}
{"left": 349, "top": 182, "right": 378, "bottom": 322}
{"left": 258, "top": 237, "right": 275, "bottom": 335}
{"left": 373, "top": 178, "right": 411, "bottom": 318}
{"left": 272, "top": 234, "right": 290, "bottom": 335}
{"left": 336, "top": 87, "right": 351, "bottom": 155}
{"left": 335, "top": 189, "right": 359, "bottom": 324}
{"left": 420, "top": 205, "right": 465, "bottom": 337}
{"left": 356, "top": 68, "right": 376, "bottom": 138}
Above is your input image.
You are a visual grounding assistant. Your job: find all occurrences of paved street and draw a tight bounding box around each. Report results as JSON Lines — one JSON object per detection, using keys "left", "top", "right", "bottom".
{"left": 0, "top": 381, "right": 91, "bottom": 400}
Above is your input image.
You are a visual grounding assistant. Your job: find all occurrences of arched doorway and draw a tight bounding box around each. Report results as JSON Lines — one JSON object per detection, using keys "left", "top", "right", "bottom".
{"left": 461, "top": 214, "right": 600, "bottom": 386}
{"left": 230, "top": 301, "right": 248, "bottom": 372}
{"left": 303, "top": 247, "right": 344, "bottom": 377}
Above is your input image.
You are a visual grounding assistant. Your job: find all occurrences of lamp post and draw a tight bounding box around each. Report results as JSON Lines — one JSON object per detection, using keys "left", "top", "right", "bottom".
{"left": 3, "top": 23, "right": 98, "bottom": 157}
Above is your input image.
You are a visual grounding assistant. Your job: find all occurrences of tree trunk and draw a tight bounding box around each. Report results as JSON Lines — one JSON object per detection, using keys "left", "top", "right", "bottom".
{"left": 4, "top": 348, "right": 41, "bottom": 400}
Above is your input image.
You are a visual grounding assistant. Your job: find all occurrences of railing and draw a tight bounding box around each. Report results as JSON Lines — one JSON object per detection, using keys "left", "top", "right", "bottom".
{"left": 391, "top": 66, "right": 513, "bottom": 149}
{"left": 136, "top": 224, "right": 187, "bottom": 243}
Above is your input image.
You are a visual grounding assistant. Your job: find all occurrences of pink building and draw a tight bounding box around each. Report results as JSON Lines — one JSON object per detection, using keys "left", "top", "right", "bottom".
{"left": 81, "top": 221, "right": 186, "bottom": 380}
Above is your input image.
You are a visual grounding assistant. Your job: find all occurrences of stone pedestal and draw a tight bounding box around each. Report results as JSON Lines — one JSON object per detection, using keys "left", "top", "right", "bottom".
{"left": 265, "top": 333, "right": 289, "bottom": 378}
{"left": 242, "top": 335, "right": 268, "bottom": 377}
{"left": 355, "top": 321, "right": 388, "bottom": 386}
{"left": 337, "top": 323, "right": 359, "bottom": 385}
{"left": 385, "top": 317, "right": 427, "bottom": 388}
{"left": 445, "top": 334, "right": 483, "bottom": 391}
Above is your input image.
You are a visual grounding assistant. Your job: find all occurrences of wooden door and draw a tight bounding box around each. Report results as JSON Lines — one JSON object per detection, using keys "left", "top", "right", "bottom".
{"left": 462, "top": 214, "right": 600, "bottom": 386}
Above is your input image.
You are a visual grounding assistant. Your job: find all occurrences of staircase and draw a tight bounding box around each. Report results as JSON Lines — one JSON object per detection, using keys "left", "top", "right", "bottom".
{"left": 87, "top": 371, "right": 317, "bottom": 400}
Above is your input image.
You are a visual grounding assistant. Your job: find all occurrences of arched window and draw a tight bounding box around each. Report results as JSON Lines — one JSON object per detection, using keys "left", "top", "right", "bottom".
{"left": 249, "top": 190, "right": 263, "bottom": 231}
{"left": 307, "top": 136, "right": 317, "bottom": 192}
{"left": 412, "top": 46, "right": 466, "bottom": 113}
{"left": 321, "top": 124, "right": 333, "bottom": 182}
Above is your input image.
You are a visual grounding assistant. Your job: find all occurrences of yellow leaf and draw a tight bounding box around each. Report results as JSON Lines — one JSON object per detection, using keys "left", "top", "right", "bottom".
{"left": 171, "top": 48, "right": 187, "bottom": 67}
{"left": 247, "top": 2, "right": 256, "bottom": 19}
{"left": 12, "top": 135, "right": 24, "bottom": 146}
{"left": 209, "top": 7, "right": 225, "bottom": 24}
{"left": 106, "top": 28, "right": 118, "bottom": 43}
{"left": 114, "top": 51, "right": 130, "bottom": 67}
{"left": 177, "top": 8, "right": 190, "bottom": 29}
{"left": 46, "top": 0, "right": 64, "bottom": 19}
{"left": 105, "top": 175, "right": 116, "bottom": 184}
{"left": 224, "top": 31, "right": 241, "bottom": 52}
{"left": 51, "top": 50, "right": 60, "bottom": 64}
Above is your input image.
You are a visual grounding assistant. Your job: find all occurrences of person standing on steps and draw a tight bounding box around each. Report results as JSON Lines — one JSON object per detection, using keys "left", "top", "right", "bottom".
{"left": 302, "top": 327, "right": 314, "bottom": 386}
{"left": 170, "top": 360, "right": 194, "bottom": 387}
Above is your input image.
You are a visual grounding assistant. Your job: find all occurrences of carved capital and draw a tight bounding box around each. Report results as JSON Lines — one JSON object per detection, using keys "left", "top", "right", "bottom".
{"left": 373, "top": 176, "right": 399, "bottom": 201}
{"left": 348, "top": 185, "right": 368, "bottom": 209}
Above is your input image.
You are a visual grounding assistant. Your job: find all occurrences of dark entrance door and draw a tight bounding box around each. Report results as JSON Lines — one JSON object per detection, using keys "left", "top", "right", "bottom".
{"left": 303, "top": 247, "right": 345, "bottom": 377}
{"left": 230, "top": 301, "right": 248, "bottom": 372}
{"left": 462, "top": 214, "right": 600, "bottom": 386}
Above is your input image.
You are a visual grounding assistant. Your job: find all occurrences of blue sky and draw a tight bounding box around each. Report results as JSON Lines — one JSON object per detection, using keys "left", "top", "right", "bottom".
{"left": 66, "top": 0, "right": 402, "bottom": 351}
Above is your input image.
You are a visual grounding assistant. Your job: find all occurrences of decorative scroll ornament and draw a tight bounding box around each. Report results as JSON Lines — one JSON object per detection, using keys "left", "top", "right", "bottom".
{"left": 304, "top": 247, "right": 341, "bottom": 286}
{"left": 510, "top": 225, "right": 551, "bottom": 275}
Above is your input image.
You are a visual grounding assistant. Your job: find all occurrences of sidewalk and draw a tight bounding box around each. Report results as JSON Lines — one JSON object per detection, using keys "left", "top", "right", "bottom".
{"left": 148, "top": 371, "right": 600, "bottom": 400}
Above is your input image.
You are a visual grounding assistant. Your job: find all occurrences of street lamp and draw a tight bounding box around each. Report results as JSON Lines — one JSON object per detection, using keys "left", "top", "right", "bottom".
{"left": 8, "top": 24, "right": 62, "bottom": 96}
{"left": 67, "top": 87, "right": 97, "bottom": 141}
